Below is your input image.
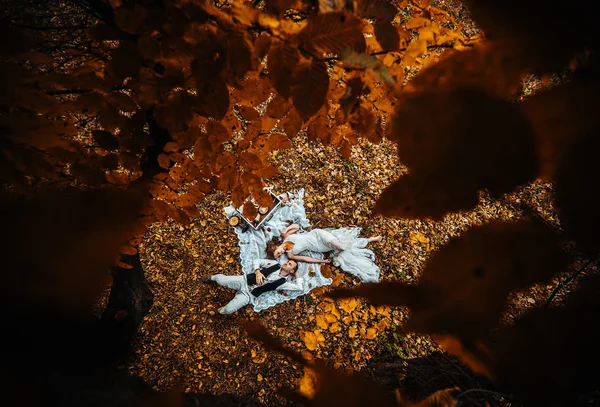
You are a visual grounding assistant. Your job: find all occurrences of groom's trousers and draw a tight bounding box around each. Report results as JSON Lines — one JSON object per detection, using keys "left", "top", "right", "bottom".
{"left": 211, "top": 274, "right": 251, "bottom": 314}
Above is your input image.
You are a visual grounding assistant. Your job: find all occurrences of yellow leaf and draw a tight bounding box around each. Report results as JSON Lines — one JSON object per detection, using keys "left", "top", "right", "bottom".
{"left": 297, "top": 367, "right": 317, "bottom": 399}
{"left": 332, "top": 273, "right": 345, "bottom": 287}
{"left": 418, "top": 27, "right": 435, "bottom": 43}
{"left": 325, "top": 313, "right": 338, "bottom": 323}
{"left": 227, "top": 257, "right": 235, "bottom": 263}
{"left": 300, "top": 330, "right": 318, "bottom": 351}
{"left": 317, "top": 299, "right": 335, "bottom": 313}
{"left": 342, "top": 315, "right": 352, "bottom": 325}
{"left": 409, "top": 231, "right": 430, "bottom": 245}
{"left": 377, "top": 318, "right": 390, "bottom": 331}
{"left": 365, "top": 328, "right": 377, "bottom": 340}
{"left": 405, "top": 17, "right": 431, "bottom": 30}
{"left": 403, "top": 38, "right": 427, "bottom": 66}
{"left": 338, "top": 297, "right": 359, "bottom": 313}
{"left": 331, "top": 305, "right": 342, "bottom": 320}
{"left": 257, "top": 374, "right": 263, "bottom": 381}
{"left": 316, "top": 313, "right": 330, "bottom": 330}
{"left": 314, "top": 329, "right": 326, "bottom": 346}
{"left": 348, "top": 326, "right": 357, "bottom": 338}
{"left": 329, "top": 322, "right": 340, "bottom": 333}
{"left": 376, "top": 305, "right": 391, "bottom": 317}
{"left": 252, "top": 353, "right": 267, "bottom": 364}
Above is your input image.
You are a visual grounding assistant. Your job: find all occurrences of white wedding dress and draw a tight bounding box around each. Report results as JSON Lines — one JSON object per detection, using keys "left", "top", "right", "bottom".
{"left": 286, "top": 228, "right": 380, "bottom": 283}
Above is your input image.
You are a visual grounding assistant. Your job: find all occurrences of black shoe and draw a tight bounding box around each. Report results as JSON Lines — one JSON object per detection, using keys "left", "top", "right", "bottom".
{"left": 200, "top": 275, "right": 215, "bottom": 284}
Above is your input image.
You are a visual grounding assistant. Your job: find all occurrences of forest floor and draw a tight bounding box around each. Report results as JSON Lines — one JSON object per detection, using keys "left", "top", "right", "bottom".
{"left": 124, "top": 1, "right": 589, "bottom": 405}
{"left": 126, "top": 132, "right": 590, "bottom": 405}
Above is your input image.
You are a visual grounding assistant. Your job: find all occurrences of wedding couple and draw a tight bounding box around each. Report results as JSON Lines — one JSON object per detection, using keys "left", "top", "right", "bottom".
{"left": 205, "top": 223, "right": 382, "bottom": 314}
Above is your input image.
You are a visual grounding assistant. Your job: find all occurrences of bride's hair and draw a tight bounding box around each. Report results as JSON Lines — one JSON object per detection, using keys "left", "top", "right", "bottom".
{"left": 266, "top": 237, "right": 282, "bottom": 260}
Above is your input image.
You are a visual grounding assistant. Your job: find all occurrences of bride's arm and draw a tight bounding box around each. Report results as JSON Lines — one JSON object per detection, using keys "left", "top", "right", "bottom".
{"left": 281, "top": 223, "right": 300, "bottom": 239}
{"left": 287, "top": 253, "right": 331, "bottom": 264}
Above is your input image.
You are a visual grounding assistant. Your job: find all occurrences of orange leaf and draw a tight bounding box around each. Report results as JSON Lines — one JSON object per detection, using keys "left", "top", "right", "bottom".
{"left": 301, "top": 12, "right": 365, "bottom": 55}
{"left": 158, "top": 153, "right": 171, "bottom": 169}
{"left": 267, "top": 41, "right": 299, "bottom": 98}
{"left": 164, "top": 142, "right": 179, "bottom": 152}
{"left": 338, "top": 297, "right": 359, "bottom": 313}
{"left": 206, "top": 120, "right": 230, "bottom": 144}
{"left": 243, "top": 200, "right": 258, "bottom": 219}
{"left": 364, "top": 328, "right": 377, "bottom": 340}
{"left": 175, "top": 194, "right": 198, "bottom": 208}
{"left": 348, "top": 326, "right": 357, "bottom": 338}
{"left": 300, "top": 330, "right": 318, "bottom": 351}
{"left": 374, "top": 20, "right": 400, "bottom": 51}
{"left": 239, "top": 152, "right": 263, "bottom": 170}
{"left": 291, "top": 58, "right": 329, "bottom": 121}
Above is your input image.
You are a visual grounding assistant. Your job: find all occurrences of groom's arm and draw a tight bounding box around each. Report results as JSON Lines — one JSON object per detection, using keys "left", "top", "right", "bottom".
{"left": 252, "top": 258, "right": 277, "bottom": 271}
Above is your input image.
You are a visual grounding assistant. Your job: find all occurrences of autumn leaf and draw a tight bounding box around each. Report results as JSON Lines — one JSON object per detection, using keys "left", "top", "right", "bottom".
{"left": 107, "top": 91, "right": 138, "bottom": 112}
{"left": 382, "top": 89, "right": 538, "bottom": 219}
{"left": 195, "top": 78, "right": 230, "bottom": 120}
{"left": 297, "top": 367, "right": 317, "bottom": 399}
{"left": 316, "top": 313, "right": 338, "bottom": 329}
{"left": 331, "top": 221, "right": 568, "bottom": 340}
{"left": 331, "top": 274, "right": 344, "bottom": 287}
{"left": 300, "top": 330, "right": 318, "bottom": 351}
{"left": 114, "top": 4, "right": 148, "bottom": 34}
{"left": 254, "top": 165, "right": 279, "bottom": 179}
{"left": 338, "top": 297, "right": 358, "bottom": 313}
{"left": 364, "top": 328, "right": 377, "bottom": 340}
{"left": 206, "top": 120, "right": 230, "bottom": 144}
{"left": 359, "top": 0, "right": 398, "bottom": 21}
{"left": 374, "top": 20, "right": 400, "bottom": 51}
{"left": 291, "top": 58, "right": 329, "bottom": 121}
{"left": 266, "top": 95, "right": 290, "bottom": 118}
{"left": 237, "top": 104, "right": 260, "bottom": 122}
{"left": 301, "top": 12, "right": 366, "bottom": 55}
{"left": 253, "top": 32, "right": 272, "bottom": 60}
{"left": 267, "top": 41, "right": 299, "bottom": 99}
{"left": 348, "top": 326, "right": 357, "bottom": 338}
{"left": 100, "top": 154, "right": 119, "bottom": 170}
{"left": 242, "top": 200, "right": 258, "bottom": 220}
{"left": 88, "top": 23, "right": 120, "bottom": 41}
{"left": 163, "top": 142, "right": 179, "bottom": 153}
{"left": 92, "top": 130, "right": 119, "bottom": 150}
{"left": 224, "top": 31, "right": 252, "bottom": 82}
{"left": 107, "top": 41, "right": 140, "bottom": 82}
{"left": 403, "top": 38, "right": 427, "bottom": 66}
{"left": 409, "top": 231, "right": 429, "bottom": 245}
{"left": 157, "top": 154, "right": 171, "bottom": 169}
{"left": 281, "top": 108, "right": 303, "bottom": 139}
{"left": 239, "top": 152, "right": 263, "bottom": 170}
{"left": 340, "top": 140, "right": 352, "bottom": 160}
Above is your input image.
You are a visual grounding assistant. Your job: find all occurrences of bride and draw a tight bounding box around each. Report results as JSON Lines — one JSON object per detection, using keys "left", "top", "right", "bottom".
{"left": 268, "top": 223, "right": 382, "bottom": 283}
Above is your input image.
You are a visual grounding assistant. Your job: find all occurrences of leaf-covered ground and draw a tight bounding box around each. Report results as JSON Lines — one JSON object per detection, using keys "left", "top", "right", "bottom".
{"left": 126, "top": 132, "right": 582, "bottom": 405}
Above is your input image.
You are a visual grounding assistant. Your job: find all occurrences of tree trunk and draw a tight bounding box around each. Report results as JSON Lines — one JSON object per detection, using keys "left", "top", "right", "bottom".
{"left": 101, "top": 249, "right": 154, "bottom": 355}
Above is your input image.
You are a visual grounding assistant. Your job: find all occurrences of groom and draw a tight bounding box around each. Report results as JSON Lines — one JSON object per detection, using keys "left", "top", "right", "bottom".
{"left": 206, "top": 258, "right": 302, "bottom": 314}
